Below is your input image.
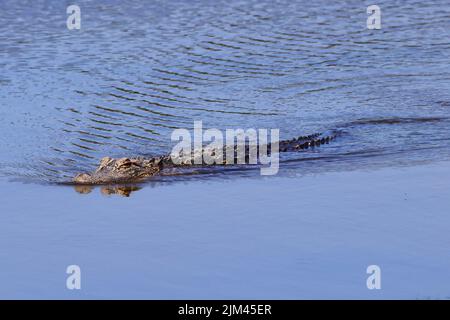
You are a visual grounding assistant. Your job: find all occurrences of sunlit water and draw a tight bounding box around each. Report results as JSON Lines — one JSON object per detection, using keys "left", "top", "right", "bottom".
{"left": 1, "top": 0, "right": 450, "bottom": 184}
{"left": 0, "top": 0, "right": 450, "bottom": 299}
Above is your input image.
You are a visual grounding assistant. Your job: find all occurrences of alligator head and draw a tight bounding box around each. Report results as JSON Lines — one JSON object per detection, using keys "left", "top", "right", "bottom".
{"left": 73, "top": 156, "right": 163, "bottom": 185}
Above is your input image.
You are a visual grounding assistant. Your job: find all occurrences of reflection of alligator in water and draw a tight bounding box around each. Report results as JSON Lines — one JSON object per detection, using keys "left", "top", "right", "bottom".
{"left": 72, "top": 130, "right": 340, "bottom": 188}
{"left": 74, "top": 185, "right": 141, "bottom": 197}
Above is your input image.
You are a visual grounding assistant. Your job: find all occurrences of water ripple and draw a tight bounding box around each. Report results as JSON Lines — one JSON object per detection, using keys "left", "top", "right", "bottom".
{"left": 1, "top": 0, "right": 450, "bottom": 183}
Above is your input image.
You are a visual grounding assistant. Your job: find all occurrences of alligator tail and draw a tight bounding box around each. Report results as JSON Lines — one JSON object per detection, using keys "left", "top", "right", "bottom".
{"left": 278, "top": 130, "right": 340, "bottom": 153}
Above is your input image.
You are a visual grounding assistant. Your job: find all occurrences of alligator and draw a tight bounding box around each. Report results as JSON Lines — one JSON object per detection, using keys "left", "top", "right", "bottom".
{"left": 72, "top": 130, "right": 339, "bottom": 186}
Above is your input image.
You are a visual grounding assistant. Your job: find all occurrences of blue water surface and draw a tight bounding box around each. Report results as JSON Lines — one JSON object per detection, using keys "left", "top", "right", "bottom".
{"left": 0, "top": 0, "right": 450, "bottom": 298}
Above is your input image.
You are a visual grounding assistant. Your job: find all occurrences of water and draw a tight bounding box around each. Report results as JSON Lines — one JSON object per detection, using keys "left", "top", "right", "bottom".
{"left": 1, "top": 0, "right": 450, "bottom": 183}
{"left": 0, "top": 0, "right": 450, "bottom": 298}
{"left": 1, "top": 163, "right": 450, "bottom": 299}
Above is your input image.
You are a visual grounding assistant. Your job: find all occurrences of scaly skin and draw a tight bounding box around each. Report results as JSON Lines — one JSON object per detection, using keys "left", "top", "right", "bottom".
{"left": 73, "top": 131, "right": 338, "bottom": 185}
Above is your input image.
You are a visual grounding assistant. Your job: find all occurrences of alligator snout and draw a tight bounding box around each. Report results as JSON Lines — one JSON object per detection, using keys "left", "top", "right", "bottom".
{"left": 73, "top": 173, "right": 93, "bottom": 184}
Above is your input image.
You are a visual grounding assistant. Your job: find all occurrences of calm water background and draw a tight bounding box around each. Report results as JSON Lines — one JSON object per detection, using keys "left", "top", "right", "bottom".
{"left": 0, "top": 0, "right": 450, "bottom": 298}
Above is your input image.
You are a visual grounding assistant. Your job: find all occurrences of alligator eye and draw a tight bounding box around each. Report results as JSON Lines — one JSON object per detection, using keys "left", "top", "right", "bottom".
{"left": 116, "top": 158, "right": 132, "bottom": 168}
